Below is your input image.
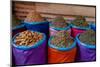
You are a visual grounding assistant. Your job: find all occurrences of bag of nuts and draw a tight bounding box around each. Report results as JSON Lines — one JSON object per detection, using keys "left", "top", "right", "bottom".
{"left": 12, "top": 30, "right": 47, "bottom": 65}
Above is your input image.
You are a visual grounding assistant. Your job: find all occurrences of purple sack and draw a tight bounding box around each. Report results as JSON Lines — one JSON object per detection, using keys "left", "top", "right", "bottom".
{"left": 12, "top": 32, "right": 47, "bottom": 66}
{"left": 75, "top": 34, "right": 96, "bottom": 62}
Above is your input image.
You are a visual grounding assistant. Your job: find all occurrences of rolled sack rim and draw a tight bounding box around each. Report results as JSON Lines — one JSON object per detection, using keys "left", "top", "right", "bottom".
{"left": 12, "top": 24, "right": 25, "bottom": 31}
{"left": 70, "top": 23, "right": 91, "bottom": 30}
{"left": 89, "top": 22, "right": 96, "bottom": 31}
{"left": 88, "top": 21, "right": 96, "bottom": 26}
{"left": 48, "top": 36, "right": 76, "bottom": 51}
{"left": 76, "top": 34, "right": 96, "bottom": 49}
{"left": 50, "top": 23, "right": 71, "bottom": 31}
{"left": 23, "top": 20, "right": 49, "bottom": 25}
{"left": 12, "top": 30, "right": 46, "bottom": 50}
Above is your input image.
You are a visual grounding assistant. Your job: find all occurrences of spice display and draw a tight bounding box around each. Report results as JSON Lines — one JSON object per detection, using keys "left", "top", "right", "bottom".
{"left": 50, "top": 31, "right": 74, "bottom": 48}
{"left": 79, "top": 30, "right": 96, "bottom": 45}
{"left": 14, "top": 30, "right": 43, "bottom": 46}
{"left": 12, "top": 2, "right": 96, "bottom": 65}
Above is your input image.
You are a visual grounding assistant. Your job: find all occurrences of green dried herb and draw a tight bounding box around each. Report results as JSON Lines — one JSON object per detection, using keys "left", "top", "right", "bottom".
{"left": 72, "top": 16, "right": 88, "bottom": 27}
{"left": 79, "top": 30, "right": 96, "bottom": 45}
{"left": 51, "top": 16, "right": 68, "bottom": 28}
{"left": 50, "top": 31, "right": 74, "bottom": 48}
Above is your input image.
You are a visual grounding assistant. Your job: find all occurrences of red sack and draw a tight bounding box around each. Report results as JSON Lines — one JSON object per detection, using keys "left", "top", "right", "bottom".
{"left": 48, "top": 38, "right": 77, "bottom": 64}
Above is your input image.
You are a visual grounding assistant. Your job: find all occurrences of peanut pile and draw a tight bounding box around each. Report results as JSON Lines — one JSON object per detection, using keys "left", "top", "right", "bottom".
{"left": 79, "top": 30, "right": 96, "bottom": 45}
{"left": 51, "top": 16, "right": 68, "bottom": 28}
{"left": 25, "top": 12, "right": 45, "bottom": 22}
{"left": 14, "top": 30, "right": 43, "bottom": 46}
{"left": 50, "top": 31, "right": 74, "bottom": 48}
{"left": 71, "top": 16, "right": 88, "bottom": 27}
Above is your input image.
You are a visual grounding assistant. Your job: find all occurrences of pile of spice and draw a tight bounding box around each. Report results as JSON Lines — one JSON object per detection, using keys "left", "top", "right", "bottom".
{"left": 71, "top": 16, "right": 89, "bottom": 27}
{"left": 14, "top": 30, "right": 43, "bottom": 46}
{"left": 50, "top": 31, "right": 74, "bottom": 48}
{"left": 79, "top": 29, "right": 96, "bottom": 45}
{"left": 51, "top": 16, "right": 68, "bottom": 28}
{"left": 24, "top": 12, "right": 45, "bottom": 22}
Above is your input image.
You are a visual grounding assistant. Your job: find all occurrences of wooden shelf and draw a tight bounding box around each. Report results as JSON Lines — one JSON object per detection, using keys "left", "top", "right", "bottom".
{"left": 12, "top": 1, "right": 96, "bottom": 22}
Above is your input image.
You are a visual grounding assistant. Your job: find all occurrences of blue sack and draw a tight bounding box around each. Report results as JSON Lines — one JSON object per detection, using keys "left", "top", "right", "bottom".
{"left": 23, "top": 21, "right": 49, "bottom": 39}
{"left": 90, "top": 23, "right": 96, "bottom": 31}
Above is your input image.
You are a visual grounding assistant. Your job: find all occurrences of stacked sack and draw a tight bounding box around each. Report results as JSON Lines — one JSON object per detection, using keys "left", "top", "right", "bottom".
{"left": 12, "top": 12, "right": 49, "bottom": 66}
{"left": 71, "top": 16, "right": 90, "bottom": 38}
{"left": 12, "top": 30, "right": 47, "bottom": 65}
{"left": 75, "top": 29, "right": 96, "bottom": 62}
{"left": 50, "top": 16, "right": 71, "bottom": 36}
{"left": 23, "top": 11, "right": 49, "bottom": 38}
{"left": 48, "top": 30, "right": 77, "bottom": 63}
